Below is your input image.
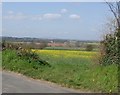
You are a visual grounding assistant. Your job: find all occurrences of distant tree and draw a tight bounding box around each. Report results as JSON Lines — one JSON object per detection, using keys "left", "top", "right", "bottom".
{"left": 85, "top": 44, "right": 93, "bottom": 51}
{"left": 39, "top": 43, "right": 47, "bottom": 49}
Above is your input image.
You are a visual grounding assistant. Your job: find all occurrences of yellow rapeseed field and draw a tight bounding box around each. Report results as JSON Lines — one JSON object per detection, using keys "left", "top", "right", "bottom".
{"left": 32, "top": 49, "right": 97, "bottom": 58}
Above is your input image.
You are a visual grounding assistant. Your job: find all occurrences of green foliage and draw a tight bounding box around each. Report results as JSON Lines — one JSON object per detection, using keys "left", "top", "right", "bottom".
{"left": 100, "top": 30, "right": 119, "bottom": 65}
{"left": 2, "top": 49, "right": 50, "bottom": 71}
{"left": 17, "top": 49, "right": 50, "bottom": 66}
{"left": 85, "top": 44, "right": 94, "bottom": 51}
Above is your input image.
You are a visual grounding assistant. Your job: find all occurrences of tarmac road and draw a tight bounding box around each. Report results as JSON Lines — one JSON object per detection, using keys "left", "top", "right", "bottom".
{"left": 2, "top": 71, "right": 85, "bottom": 93}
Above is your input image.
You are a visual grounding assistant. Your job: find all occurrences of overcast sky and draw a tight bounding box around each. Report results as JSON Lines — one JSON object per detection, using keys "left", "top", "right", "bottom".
{"left": 2, "top": 2, "right": 113, "bottom": 40}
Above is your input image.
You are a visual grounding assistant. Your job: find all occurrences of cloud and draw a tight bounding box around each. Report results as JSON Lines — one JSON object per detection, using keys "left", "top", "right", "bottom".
{"left": 69, "top": 14, "right": 80, "bottom": 20}
{"left": 3, "top": 13, "right": 27, "bottom": 20}
{"left": 3, "top": 11, "right": 62, "bottom": 21}
{"left": 3, "top": 11, "right": 33, "bottom": 20}
{"left": 60, "top": 9, "right": 68, "bottom": 14}
{"left": 3, "top": 11, "right": 27, "bottom": 20}
{"left": 3, "top": 10, "right": 80, "bottom": 21}
{"left": 43, "top": 13, "right": 62, "bottom": 20}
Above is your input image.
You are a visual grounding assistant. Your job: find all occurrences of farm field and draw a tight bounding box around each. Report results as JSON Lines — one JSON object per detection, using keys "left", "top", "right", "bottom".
{"left": 32, "top": 49, "right": 97, "bottom": 59}
{"left": 32, "top": 50, "right": 118, "bottom": 93}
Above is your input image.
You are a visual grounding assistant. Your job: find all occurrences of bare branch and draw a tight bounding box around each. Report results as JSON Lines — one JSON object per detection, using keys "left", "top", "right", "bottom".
{"left": 106, "top": 2, "right": 120, "bottom": 28}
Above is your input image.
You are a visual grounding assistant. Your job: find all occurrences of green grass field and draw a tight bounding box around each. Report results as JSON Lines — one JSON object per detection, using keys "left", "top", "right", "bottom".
{"left": 2, "top": 49, "right": 118, "bottom": 93}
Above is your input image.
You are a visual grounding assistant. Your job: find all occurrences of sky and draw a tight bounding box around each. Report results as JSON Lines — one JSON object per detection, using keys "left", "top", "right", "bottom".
{"left": 2, "top": 2, "right": 113, "bottom": 41}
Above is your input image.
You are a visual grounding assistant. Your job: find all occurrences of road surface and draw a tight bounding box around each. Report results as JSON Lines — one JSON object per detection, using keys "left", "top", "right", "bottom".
{"left": 2, "top": 71, "right": 85, "bottom": 93}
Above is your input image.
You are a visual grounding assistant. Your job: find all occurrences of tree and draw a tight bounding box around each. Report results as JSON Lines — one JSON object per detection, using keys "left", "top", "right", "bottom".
{"left": 85, "top": 44, "right": 93, "bottom": 51}
{"left": 100, "top": 1, "right": 120, "bottom": 65}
